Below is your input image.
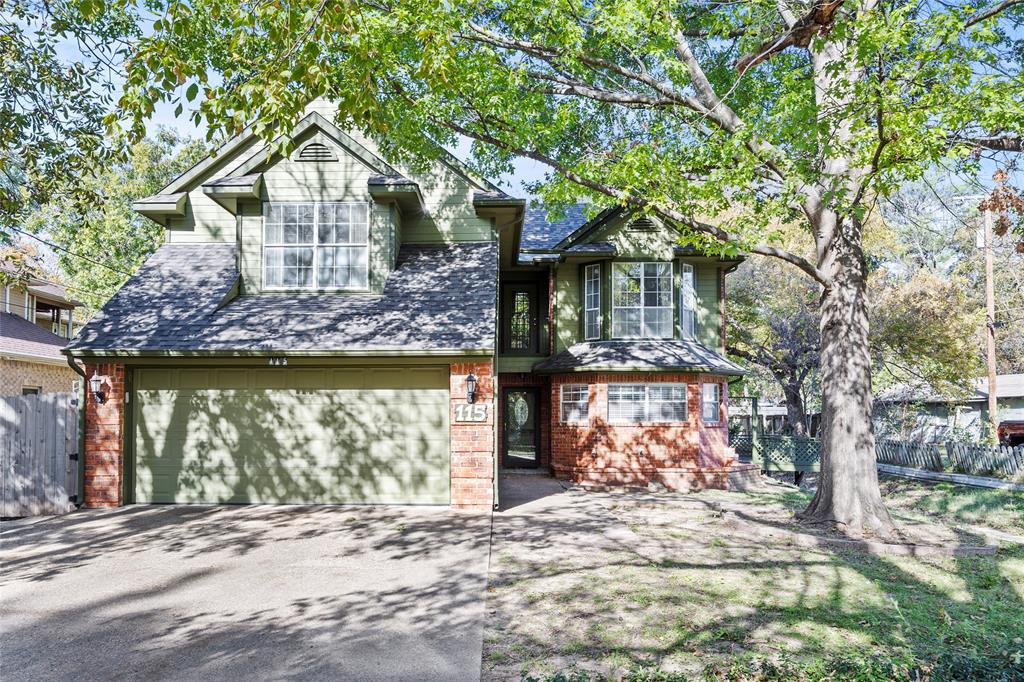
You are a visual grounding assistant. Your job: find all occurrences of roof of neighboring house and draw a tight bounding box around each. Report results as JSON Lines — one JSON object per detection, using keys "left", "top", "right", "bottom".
{"left": 532, "top": 340, "right": 747, "bottom": 375}
{"left": 876, "top": 374, "right": 1024, "bottom": 404}
{"left": 1, "top": 261, "right": 81, "bottom": 308}
{"left": 66, "top": 242, "right": 498, "bottom": 355}
{"left": 0, "top": 312, "right": 68, "bottom": 362}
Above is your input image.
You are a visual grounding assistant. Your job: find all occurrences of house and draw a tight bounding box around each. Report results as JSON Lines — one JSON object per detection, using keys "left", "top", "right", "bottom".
{"left": 65, "top": 101, "right": 756, "bottom": 511}
{"left": 874, "top": 374, "right": 1024, "bottom": 445}
{"left": 2, "top": 263, "right": 81, "bottom": 396}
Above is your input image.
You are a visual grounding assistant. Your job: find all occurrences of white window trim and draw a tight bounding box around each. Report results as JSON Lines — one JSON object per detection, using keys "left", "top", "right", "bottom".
{"left": 702, "top": 382, "right": 722, "bottom": 424}
{"left": 611, "top": 262, "right": 674, "bottom": 339}
{"left": 584, "top": 264, "right": 601, "bottom": 341}
{"left": 607, "top": 383, "right": 688, "bottom": 425}
{"left": 261, "top": 201, "right": 370, "bottom": 292}
{"left": 680, "top": 263, "right": 696, "bottom": 340}
{"left": 560, "top": 384, "right": 590, "bottom": 423}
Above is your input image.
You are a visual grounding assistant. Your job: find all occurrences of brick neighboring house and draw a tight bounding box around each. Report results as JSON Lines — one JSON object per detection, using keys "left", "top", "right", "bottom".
{"left": 2, "top": 265, "right": 81, "bottom": 397}
{"left": 65, "top": 100, "right": 755, "bottom": 511}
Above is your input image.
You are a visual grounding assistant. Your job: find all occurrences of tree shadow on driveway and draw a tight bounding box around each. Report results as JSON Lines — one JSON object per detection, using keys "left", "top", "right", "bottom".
{"left": 1, "top": 505, "right": 491, "bottom": 682}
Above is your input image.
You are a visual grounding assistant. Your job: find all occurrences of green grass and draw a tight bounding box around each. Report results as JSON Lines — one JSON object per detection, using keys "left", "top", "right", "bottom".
{"left": 877, "top": 477, "right": 1024, "bottom": 535}
{"left": 484, "top": 484, "right": 1024, "bottom": 681}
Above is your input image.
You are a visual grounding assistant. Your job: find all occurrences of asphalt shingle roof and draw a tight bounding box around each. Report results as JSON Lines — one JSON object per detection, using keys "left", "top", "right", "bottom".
{"left": 533, "top": 340, "right": 747, "bottom": 375}
{"left": 68, "top": 241, "right": 497, "bottom": 354}
{"left": 0, "top": 312, "right": 69, "bottom": 361}
{"left": 520, "top": 204, "right": 591, "bottom": 251}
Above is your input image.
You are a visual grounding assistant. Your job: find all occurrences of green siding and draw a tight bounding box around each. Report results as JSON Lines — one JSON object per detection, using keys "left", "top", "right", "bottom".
{"left": 133, "top": 366, "right": 450, "bottom": 504}
{"left": 695, "top": 262, "right": 721, "bottom": 348}
{"left": 554, "top": 263, "right": 581, "bottom": 353}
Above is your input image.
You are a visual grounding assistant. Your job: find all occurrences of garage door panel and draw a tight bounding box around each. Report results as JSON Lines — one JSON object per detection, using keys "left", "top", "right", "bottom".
{"left": 139, "top": 468, "right": 450, "bottom": 504}
{"left": 137, "top": 435, "right": 450, "bottom": 467}
{"left": 134, "top": 366, "right": 451, "bottom": 504}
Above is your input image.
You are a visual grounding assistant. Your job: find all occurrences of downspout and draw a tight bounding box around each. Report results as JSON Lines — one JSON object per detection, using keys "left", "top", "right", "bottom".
{"left": 66, "top": 354, "right": 87, "bottom": 508}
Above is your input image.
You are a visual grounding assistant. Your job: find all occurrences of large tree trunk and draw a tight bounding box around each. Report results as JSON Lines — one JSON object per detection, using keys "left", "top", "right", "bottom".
{"left": 800, "top": 220, "right": 895, "bottom": 538}
{"left": 781, "top": 380, "right": 808, "bottom": 436}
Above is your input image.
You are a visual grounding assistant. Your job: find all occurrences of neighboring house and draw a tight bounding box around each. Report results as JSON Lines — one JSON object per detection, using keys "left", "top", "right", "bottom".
{"left": 728, "top": 400, "right": 821, "bottom": 437}
{"left": 874, "top": 374, "right": 1024, "bottom": 445}
{"left": 1, "top": 264, "right": 81, "bottom": 396}
{"left": 66, "top": 101, "right": 754, "bottom": 511}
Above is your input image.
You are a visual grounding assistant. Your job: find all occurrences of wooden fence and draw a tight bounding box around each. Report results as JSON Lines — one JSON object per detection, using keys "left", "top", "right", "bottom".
{"left": 1, "top": 392, "right": 80, "bottom": 517}
{"left": 946, "top": 442, "right": 1024, "bottom": 479}
{"left": 729, "top": 429, "right": 1024, "bottom": 483}
{"left": 875, "top": 439, "right": 944, "bottom": 471}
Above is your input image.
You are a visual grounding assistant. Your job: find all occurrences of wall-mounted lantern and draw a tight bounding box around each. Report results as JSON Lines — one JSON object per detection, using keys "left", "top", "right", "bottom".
{"left": 466, "top": 372, "right": 478, "bottom": 404}
{"left": 89, "top": 375, "right": 105, "bottom": 404}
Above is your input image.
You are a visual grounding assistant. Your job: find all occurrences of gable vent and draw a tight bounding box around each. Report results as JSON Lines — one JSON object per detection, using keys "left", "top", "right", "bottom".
{"left": 628, "top": 217, "right": 656, "bottom": 232}
{"left": 297, "top": 142, "right": 337, "bottom": 162}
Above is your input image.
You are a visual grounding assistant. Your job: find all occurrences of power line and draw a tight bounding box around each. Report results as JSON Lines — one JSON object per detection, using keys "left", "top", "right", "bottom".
{"left": 6, "top": 225, "right": 132, "bottom": 276}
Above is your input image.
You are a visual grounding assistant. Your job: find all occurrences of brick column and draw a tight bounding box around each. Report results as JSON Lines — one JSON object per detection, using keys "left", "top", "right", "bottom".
{"left": 83, "top": 363, "right": 126, "bottom": 508}
{"left": 449, "top": 361, "right": 495, "bottom": 511}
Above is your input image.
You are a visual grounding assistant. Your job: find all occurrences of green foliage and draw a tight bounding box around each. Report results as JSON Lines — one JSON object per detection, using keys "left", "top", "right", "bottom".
{"left": 870, "top": 268, "right": 983, "bottom": 395}
{"left": 1, "top": 0, "right": 141, "bottom": 228}
{"left": 113, "top": 0, "right": 1023, "bottom": 262}
{"left": 22, "top": 130, "right": 207, "bottom": 310}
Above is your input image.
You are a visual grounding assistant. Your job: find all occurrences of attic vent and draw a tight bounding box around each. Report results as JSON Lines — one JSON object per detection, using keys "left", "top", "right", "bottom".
{"left": 297, "top": 142, "right": 337, "bottom": 162}
{"left": 628, "top": 217, "right": 656, "bottom": 232}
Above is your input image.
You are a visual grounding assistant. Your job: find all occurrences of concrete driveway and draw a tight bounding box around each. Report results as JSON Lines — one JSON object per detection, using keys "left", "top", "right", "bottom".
{"left": 0, "top": 505, "right": 491, "bottom": 681}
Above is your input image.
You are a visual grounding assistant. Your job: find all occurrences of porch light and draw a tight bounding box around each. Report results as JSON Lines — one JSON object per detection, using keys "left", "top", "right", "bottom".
{"left": 89, "top": 375, "right": 105, "bottom": 404}
{"left": 466, "top": 372, "right": 478, "bottom": 404}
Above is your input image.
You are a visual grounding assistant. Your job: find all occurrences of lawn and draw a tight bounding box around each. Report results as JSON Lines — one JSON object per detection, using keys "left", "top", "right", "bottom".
{"left": 483, "top": 482, "right": 1024, "bottom": 681}
{"left": 877, "top": 476, "right": 1024, "bottom": 535}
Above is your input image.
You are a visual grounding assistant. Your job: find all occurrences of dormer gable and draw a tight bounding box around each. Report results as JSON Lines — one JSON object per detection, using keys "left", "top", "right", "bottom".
{"left": 131, "top": 102, "right": 523, "bottom": 296}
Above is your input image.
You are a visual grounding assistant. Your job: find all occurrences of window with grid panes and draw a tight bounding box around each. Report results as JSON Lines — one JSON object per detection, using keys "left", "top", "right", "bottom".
{"left": 263, "top": 202, "right": 369, "bottom": 289}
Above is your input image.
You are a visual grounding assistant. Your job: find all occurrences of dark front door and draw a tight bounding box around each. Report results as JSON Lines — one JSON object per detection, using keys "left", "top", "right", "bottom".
{"left": 503, "top": 388, "right": 540, "bottom": 468}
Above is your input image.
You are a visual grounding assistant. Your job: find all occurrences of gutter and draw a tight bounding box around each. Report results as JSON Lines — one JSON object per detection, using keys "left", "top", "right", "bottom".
{"left": 63, "top": 347, "right": 498, "bottom": 359}
{"left": 1, "top": 351, "right": 74, "bottom": 366}
{"left": 65, "top": 354, "right": 86, "bottom": 509}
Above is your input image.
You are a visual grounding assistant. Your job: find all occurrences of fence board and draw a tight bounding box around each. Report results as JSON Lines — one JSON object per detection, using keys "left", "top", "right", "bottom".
{"left": 945, "top": 441, "right": 1024, "bottom": 479}
{"left": 0, "top": 393, "right": 79, "bottom": 517}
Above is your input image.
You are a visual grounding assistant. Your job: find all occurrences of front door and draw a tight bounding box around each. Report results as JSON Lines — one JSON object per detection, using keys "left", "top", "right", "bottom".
{"left": 503, "top": 388, "right": 540, "bottom": 468}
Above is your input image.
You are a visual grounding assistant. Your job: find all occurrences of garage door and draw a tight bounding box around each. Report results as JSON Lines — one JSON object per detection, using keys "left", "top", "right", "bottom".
{"left": 132, "top": 366, "right": 450, "bottom": 504}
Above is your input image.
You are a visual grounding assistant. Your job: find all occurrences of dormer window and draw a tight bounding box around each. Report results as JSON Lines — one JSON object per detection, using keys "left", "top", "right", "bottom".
{"left": 263, "top": 202, "right": 369, "bottom": 290}
{"left": 611, "top": 262, "right": 672, "bottom": 338}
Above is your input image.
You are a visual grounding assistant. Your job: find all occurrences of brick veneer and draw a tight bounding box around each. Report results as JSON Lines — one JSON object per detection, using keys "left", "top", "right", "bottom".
{"left": 0, "top": 358, "right": 78, "bottom": 397}
{"left": 550, "top": 372, "right": 742, "bottom": 491}
{"left": 497, "top": 372, "right": 552, "bottom": 471}
{"left": 450, "top": 361, "right": 496, "bottom": 510}
{"left": 83, "top": 363, "right": 126, "bottom": 508}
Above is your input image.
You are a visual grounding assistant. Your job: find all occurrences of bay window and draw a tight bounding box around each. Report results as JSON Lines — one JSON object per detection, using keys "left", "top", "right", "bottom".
{"left": 702, "top": 383, "right": 721, "bottom": 423}
{"left": 612, "top": 262, "right": 673, "bottom": 338}
{"left": 560, "top": 384, "right": 590, "bottom": 423}
{"left": 263, "top": 202, "right": 369, "bottom": 290}
{"left": 608, "top": 383, "right": 687, "bottom": 424}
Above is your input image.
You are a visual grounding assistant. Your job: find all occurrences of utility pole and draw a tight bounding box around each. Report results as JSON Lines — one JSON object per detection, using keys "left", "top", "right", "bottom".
{"left": 983, "top": 208, "right": 999, "bottom": 443}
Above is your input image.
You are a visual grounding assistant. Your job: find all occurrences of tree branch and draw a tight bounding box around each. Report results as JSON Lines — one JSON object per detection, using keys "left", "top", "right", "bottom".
{"left": 964, "top": 0, "right": 1024, "bottom": 27}
{"left": 953, "top": 134, "right": 1024, "bottom": 152}
{"left": 735, "top": 0, "right": 847, "bottom": 72}
{"left": 428, "top": 109, "right": 831, "bottom": 284}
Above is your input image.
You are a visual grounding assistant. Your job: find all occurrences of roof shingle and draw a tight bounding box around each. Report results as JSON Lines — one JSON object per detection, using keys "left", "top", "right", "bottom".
{"left": 533, "top": 340, "right": 747, "bottom": 375}
{"left": 0, "top": 312, "right": 69, "bottom": 361}
{"left": 68, "top": 241, "right": 497, "bottom": 354}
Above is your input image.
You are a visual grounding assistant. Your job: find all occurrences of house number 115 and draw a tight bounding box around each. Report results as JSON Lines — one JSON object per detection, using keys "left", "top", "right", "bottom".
{"left": 454, "top": 403, "right": 488, "bottom": 422}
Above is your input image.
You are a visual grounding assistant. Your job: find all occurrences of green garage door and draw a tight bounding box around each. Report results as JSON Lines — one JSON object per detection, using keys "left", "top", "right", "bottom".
{"left": 132, "top": 366, "right": 450, "bottom": 504}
